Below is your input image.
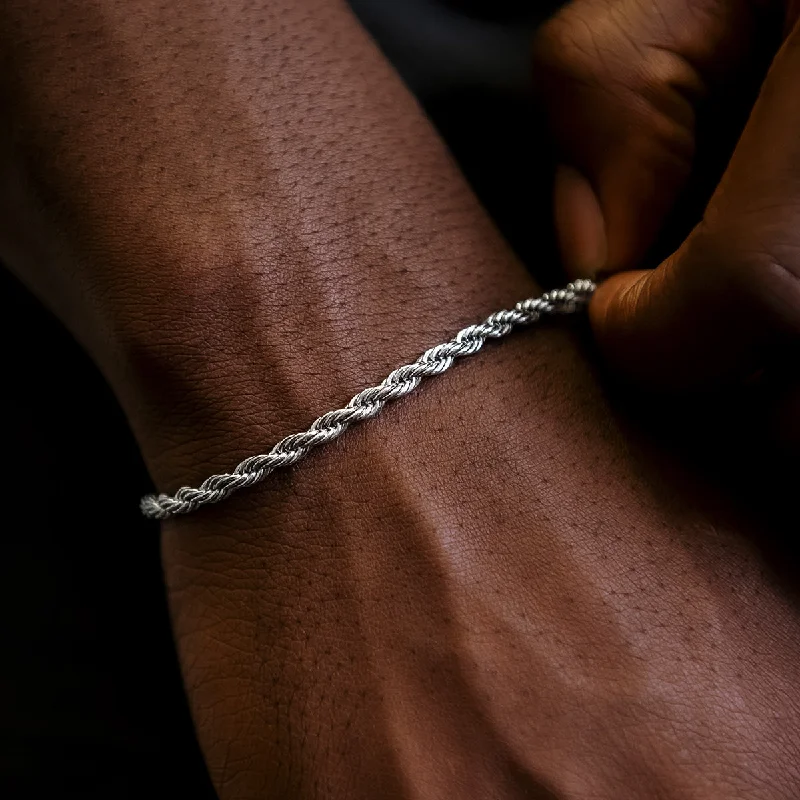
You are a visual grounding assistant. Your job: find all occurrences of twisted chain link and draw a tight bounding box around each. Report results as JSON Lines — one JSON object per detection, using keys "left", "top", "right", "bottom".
{"left": 141, "top": 280, "right": 595, "bottom": 519}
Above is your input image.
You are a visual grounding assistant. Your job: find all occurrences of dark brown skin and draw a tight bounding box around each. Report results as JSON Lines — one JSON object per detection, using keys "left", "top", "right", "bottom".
{"left": 1, "top": 1, "right": 799, "bottom": 798}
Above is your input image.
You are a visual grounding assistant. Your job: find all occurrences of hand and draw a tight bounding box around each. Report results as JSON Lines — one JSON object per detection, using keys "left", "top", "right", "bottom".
{"left": 534, "top": 0, "right": 800, "bottom": 392}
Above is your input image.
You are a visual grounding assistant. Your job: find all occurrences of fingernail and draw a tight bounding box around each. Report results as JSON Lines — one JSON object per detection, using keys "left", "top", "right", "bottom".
{"left": 554, "top": 165, "right": 607, "bottom": 279}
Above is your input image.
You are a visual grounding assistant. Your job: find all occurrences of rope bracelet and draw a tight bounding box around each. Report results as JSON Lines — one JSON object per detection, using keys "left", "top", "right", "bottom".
{"left": 140, "top": 279, "right": 596, "bottom": 519}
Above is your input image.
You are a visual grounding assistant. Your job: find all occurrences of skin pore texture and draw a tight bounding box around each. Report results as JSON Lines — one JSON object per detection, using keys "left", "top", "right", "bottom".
{"left": 0, "top": 1, "right": 799, "bottom": 798}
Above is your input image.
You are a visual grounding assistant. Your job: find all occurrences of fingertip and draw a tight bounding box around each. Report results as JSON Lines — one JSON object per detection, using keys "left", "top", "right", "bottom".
{"left": 554, "top": 165, "right": 607, "bottom": 280}
{"left": 590, "top": 269, "right": 653, "bottom": 337}
{"left": 588, "top": 269, "right": 667, "bottom": 385}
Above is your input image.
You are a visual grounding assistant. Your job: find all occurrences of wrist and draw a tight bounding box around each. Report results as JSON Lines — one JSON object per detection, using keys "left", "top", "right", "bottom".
{"left": 116, "top": 239, "right": 538, "bottom": 494}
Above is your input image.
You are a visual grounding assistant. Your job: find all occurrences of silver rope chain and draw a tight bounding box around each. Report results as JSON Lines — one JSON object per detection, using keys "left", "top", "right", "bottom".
{"left": 141, "top": 279, "right": 595, "bottom": 519}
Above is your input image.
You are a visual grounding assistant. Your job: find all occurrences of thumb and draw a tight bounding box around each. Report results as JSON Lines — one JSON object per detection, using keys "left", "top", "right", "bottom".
{"left": 534, "top": 0, "right": 767, "bottom": 277}
{"left": 591, "top": 14, "right": 800, "bottom": 389}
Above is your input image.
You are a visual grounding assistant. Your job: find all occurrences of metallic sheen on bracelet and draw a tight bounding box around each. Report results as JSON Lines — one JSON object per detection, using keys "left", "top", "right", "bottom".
{"left": 140, "top": 279, "right": 596, "bottom": 519}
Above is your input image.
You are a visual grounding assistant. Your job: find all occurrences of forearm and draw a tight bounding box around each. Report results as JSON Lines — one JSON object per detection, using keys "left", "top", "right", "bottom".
{"left": 0, "top": 0, "right": 534, "bottom": 490}
{"left": 0, "top": 6, "right": 544, "bottom": 790}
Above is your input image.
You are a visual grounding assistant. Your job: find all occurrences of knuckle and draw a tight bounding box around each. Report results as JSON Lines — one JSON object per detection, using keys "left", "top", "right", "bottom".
{"left": 533, "top": 11, "right": 612, "bottom": 85}
{"left": 533, "top": 5, "right": 699, "bottom": 144}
